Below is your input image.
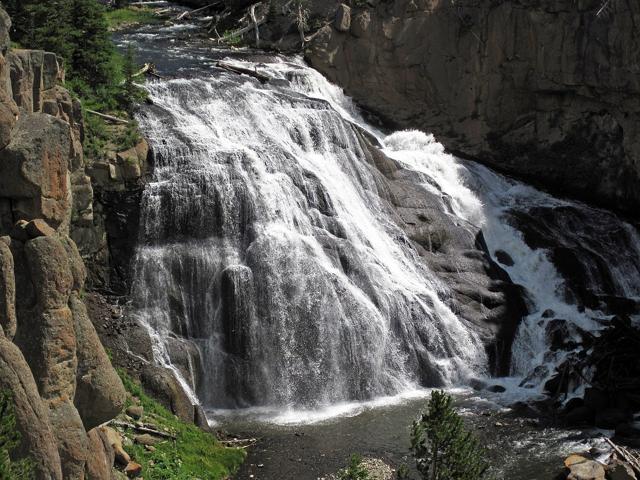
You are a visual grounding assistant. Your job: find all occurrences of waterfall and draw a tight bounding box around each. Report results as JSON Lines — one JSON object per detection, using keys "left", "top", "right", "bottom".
{"left": 132, "top": 56, "right": 640, "bottom": 415}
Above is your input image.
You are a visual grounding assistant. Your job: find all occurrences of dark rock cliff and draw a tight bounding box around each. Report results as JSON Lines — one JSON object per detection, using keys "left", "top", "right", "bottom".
{"left": 307, "top": 0, "right": 640, "bottom": 217}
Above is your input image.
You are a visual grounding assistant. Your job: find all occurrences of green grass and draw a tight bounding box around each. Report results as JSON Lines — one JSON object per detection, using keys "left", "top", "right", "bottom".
{"left": 117, "top": 370, "right": 246, "bottom": 480}
{"left": 105, "top": 7, "right": 161, "bottom": 30}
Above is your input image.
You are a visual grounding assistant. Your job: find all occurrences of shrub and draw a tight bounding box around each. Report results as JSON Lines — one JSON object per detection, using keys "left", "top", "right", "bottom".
{"left": 0, "top": 391, "right": 34, "bottom": 480}
{"left": 338, "top": 454, "right": 370, "bottom": 480}
{"left": 410, "top": 391, "right": 489, "bottom": 480}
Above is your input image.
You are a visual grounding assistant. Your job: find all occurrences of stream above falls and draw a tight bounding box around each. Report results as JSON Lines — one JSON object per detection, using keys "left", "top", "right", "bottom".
{"left": 114, "top": 12, "right": 640, "bottom": 478}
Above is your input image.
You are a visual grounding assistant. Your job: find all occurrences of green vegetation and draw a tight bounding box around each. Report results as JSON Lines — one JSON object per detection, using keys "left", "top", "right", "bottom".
{"left": 2, "top": 0, "right": 148, "bottom": 161}
{"left": 117, "top": 370, "right": 245, "bottom": 480}
{"left": 0, "top": 391, "right": 34, "bottom": 480}
{"left": 105, "top": 6, "right": 160, "bottom": 30}
{"left": 408, "top": 391, "right": 489, "bottom": 480}
{"left": 338, "top": 454, "right": 370, "bottom": 480}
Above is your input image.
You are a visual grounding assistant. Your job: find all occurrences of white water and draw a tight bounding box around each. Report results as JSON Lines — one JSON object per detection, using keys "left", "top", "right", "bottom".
{"left": 132, "top": 56, "right": 640, "bottom": 420}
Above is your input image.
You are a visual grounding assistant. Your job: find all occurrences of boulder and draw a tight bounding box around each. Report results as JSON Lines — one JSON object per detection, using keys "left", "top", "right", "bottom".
{"left": 350, "top": 10, "right": 371, "bottom": 38}
{"left": 564, "top": 455, "right": 605, "bottom": 480}
{"left": 49, "top": 400, "right": 89, "bottom": 480}
{"left": 0, "top": 336, "right": 63, "bottom": 480}
{"left": 0, "top": 240, "right": 16, "bottom": 339}
{"left": 124, "top": 461, "right": 142, "bottom": 478}
{"left": 25, "top": 218, "right": 57, "bottom": 238}
{"left": 71, "top": 292, "right": 126, "bottom": 430}
{"left": 100, "top": 426, "right": 130, "bottom": 466}
{"left": 85, "top": 428, "right": 114, "bottom": 480}
{"left": 334, "top": 4, "right": 351, "bottom": 32}
{"left": 141, "top": 365, "right": 195, "bottom": 423}
{"left": 9, "top": 219, "right": 30, "bottom": 242}
{"left": 134, "top": 434, "right": 162, "bottom": 446}
{"left": 126, "top": 405, "right": 144, "bottom": 420}
{"left": 23, "top": 236, "right": 73, "bottom": 310}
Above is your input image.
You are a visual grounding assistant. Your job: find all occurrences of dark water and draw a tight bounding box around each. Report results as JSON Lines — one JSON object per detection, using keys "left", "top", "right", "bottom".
{"left": 222, "top": 392, "right": 608, "bottom": 480}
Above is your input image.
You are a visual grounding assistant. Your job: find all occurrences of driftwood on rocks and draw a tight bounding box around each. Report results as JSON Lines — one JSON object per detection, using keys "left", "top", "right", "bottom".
{"left": 86, "top": 110, "right": 130, "bottom": 125}
{"left": 111, "top": 420, "right": 177, "bottom": 440}
{"left": 605, "top": 438, "right": 640, "bottom": 475}
{"left": 216, "top": 61, "right": 270, "bottom": 83}
{"left": 175, "top": 2, "right": 221, "bottom": 21}
{"left": 249, "top": 3, "right": 260, "bottom": 48}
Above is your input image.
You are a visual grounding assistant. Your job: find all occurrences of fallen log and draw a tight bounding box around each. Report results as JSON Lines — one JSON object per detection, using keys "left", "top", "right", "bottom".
{"left": 249, "top": 3, "right": 260, "bottom": 48}
{"left": 176, "top": 1, "right": 221, "bottom": 21}
{"left": 86, "top": 110, "right": 129, "bottom": 125}
{"left": 111, "top": 420, "right": 177, "bottom": 440}
{"left": 217, "top": 15, "right": 267, "bottom": 42}
{"left": 216, "top": 61, "right": 270, "bottom": 83}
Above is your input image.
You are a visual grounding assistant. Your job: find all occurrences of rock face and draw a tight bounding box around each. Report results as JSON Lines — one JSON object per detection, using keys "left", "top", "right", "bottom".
{"left": 0, "top": 8, "right": 127, "bottom": 477}
{"left": 307, "top": 0, "right": 640, "bottom": 216}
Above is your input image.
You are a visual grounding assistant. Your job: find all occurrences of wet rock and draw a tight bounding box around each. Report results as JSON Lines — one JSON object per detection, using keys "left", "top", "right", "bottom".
{"left": 564, "top": 454, "right": 605, "bottom": 480}
{"left": 487, "top": 384, "right": 506, "bottom": 393}
{"left": 584, "top": 388, "right": 608, "bottom": 412}
{"left": 494, "top": 250, "right": 514, "bottom": 267}
{"left": 565, "top": 406, "right": 595, "bottom": 426}
{"left": 615, "top": 422, "right": 640, "bottom": 438}
{"left": 595, "top": 408, "right": 632, "bottom": 430}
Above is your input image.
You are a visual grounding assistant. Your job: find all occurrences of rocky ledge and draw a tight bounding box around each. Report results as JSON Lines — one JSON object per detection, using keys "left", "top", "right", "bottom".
{"left": 307, "top": 0, "right": 640, "bottom": 217}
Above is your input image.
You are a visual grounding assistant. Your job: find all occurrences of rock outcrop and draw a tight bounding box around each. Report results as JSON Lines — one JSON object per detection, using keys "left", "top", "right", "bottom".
{"left": 307, "top": 0, "right": 640, "bottom": 216}
{"left": 0, "top": 8, "right": 127, "bottom": 477}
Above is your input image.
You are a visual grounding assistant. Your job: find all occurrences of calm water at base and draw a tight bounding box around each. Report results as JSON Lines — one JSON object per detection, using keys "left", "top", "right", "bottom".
{"left": 217, "top": 392, "right": 609, "bottom": 480}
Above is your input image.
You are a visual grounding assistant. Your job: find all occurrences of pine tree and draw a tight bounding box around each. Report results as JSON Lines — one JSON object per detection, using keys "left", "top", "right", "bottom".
{"left": 69, "top": 0, "right": 116, "bottom": 89}
{"left": 410, "top": 391, "right": 489, "bottom": 480}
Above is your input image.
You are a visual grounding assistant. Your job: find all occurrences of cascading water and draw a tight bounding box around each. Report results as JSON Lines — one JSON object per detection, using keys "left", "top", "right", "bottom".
{"left": 132, "top": 58, "right": 487, "bottom": 412}
{"left": 131, "top": 55, "right": 640, "bottom": 418}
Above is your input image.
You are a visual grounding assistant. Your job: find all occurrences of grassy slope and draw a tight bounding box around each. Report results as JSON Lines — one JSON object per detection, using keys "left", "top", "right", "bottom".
{"left": 105, "top": 6, "right": 161, "bottom": 30}
{"left": 118, "top": 371, "right": 245, "bottom": 480}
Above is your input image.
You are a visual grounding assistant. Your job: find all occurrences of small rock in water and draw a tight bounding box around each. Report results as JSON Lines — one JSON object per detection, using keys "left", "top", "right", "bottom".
{"left": 487, "top": 384, "right": 506, "bottom": 393}
{"left": 494, "top": 249, "right": 515, "bottom": 266}
{"left": 564, "top": 454, "right": 605, "bottom": 480}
